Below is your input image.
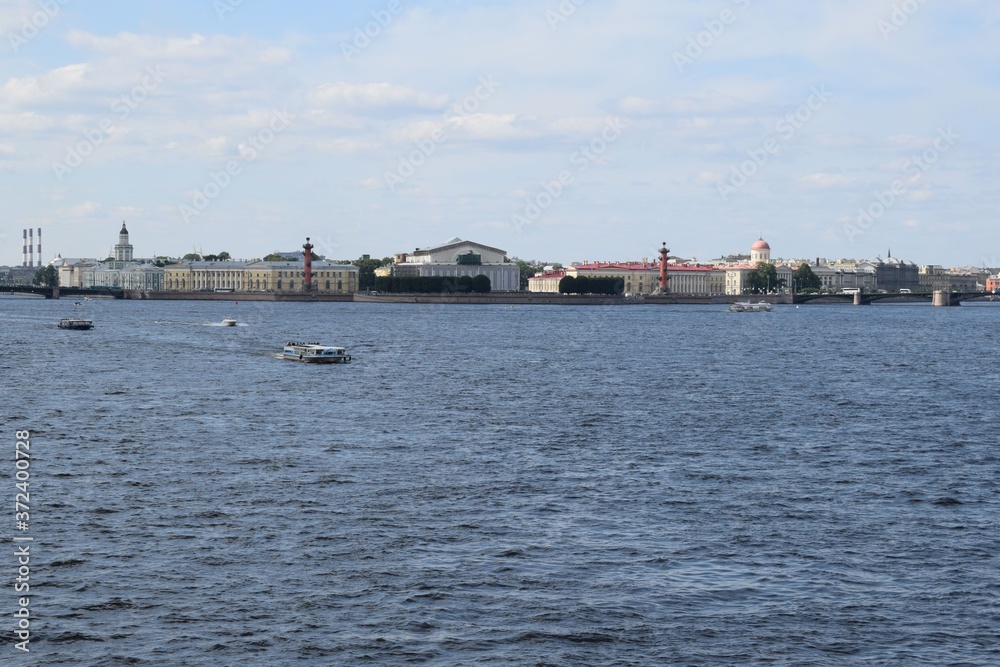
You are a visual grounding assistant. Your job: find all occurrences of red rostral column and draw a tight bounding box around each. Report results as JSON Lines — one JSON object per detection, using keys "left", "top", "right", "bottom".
{"left": 658, "top": 242, "right": 670, "bottom": 293}
{"left": 302, "top": 237, "right": 314, "bottom": 290}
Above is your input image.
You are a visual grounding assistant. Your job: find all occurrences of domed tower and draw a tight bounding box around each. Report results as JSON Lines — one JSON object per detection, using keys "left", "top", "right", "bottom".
{"left": 115, "top": 221, "right": 134, "bottom": 263}
{"left": 750, "top": 237, "right": 771, "bottom": 264}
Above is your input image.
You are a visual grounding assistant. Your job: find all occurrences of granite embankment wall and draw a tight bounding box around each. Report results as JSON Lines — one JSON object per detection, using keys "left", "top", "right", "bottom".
{"left": 124, "top": 291, "right": 797, "bottom": 305}
{"left": 126, "top": 291, "right": 353, "bottom": 302}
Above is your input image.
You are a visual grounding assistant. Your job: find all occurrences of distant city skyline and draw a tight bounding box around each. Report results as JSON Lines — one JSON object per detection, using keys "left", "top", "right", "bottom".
{"left": 2, "top": 1, "right": 999, "bottom": 268}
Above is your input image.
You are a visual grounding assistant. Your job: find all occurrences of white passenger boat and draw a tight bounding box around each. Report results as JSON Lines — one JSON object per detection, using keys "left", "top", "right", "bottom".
{"left": 729, "top": 301, "right": 773, "bottom": 313}
{"left": 220, "top": 317, "right": 238, "bottom": 326}
{"left": 58, "top": 318, "right": 94, "bottom": 330}
{"left": 282, "top": 342, "right": 351, "bottom": 364}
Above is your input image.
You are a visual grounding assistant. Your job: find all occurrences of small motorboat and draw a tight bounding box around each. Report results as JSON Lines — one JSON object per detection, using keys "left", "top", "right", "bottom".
{"left": 220, "top": 317, "right": 238, "bottom": 326}
{"left": 58, "top": 318, "right": 94, "bottom": 330}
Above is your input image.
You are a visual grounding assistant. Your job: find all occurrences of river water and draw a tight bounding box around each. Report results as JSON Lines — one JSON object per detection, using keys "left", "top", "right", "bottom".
{"left": 2, "top": 297, "right": 999, "bottom": 665}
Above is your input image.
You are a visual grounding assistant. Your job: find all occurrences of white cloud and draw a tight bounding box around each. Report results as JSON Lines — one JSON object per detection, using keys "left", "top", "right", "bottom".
{"left": 307, "top": 83, "right": 448, "bottom": 115}
{"left": 0, "top": 64, "right": 91, "bottom": 110}
{"left": 66, "top": 30, "right": 292, "bottom": 66}
{"left": 695, "top": 171, "right": 724, "bottom": 185}
{"left": 312, "top": 138, "right": 381, "bottom": 156}
{"left": 799, "top": 173, "right": 855, "bottom": 189}
{"left": 616, "top": 93, "right": 748, "bottom": 116}
{"left": 64, "top": 201, "right": 104, "bottom": 218}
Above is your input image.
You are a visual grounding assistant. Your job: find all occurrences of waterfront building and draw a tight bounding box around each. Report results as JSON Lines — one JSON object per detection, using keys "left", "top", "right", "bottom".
{"left": 0, "top": 265, "right": 38, "bottom": 285}
{"left": 986, "top": 274, "right": 1000, "bottom": 293}
{"left": 48, "top": 223, "right": 165, "bottom": 289}
{"left": 529, "top": 261, "right": 724, "bottom": 295}
{"left": 243, "top": 260, "right": 358, "bottom": 294}
{"left": 118, "top": 264, "right": 164, "bottom": 291}
{"left": 870, "top": 253, "right": 919, "bottom": 292}
{"left": 723, "top": 265, "right": 794, "bottom": 295}
{"left": 805, "top": 262, "right": 878, "bottom": 292}
{"left": 577, "top": 261, "right": 724, "bottom": 295}
{"left": 88, "top": 262, "right": 164, "bottom": 290}
{"left": 163, "top": 261, "right": 250, "bottom": 291}
{"left": 50, "top": 257, "right": 95, "bottom": 287}
{"left": 163, "top": 260, "right": 358, "bottom": 293}
{"left": 389, "top": 238, "right": 520, "bottom": 291}
{"left": 527, "top": 269, "right": 566, "bottom": 293}
{"left": 919, "top": 265, "right": 983, "bottom": 293}
{"left": 716, "top": 238, "right": 794, "bottom": 295}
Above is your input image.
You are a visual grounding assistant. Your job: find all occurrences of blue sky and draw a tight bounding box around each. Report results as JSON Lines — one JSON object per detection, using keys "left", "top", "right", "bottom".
{"left": 2, "top": 0, "right": 998, "bottom": 267}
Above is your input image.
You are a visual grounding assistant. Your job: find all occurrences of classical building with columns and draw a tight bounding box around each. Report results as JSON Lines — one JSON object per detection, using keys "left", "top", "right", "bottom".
{"left": 529, "top": 260, "right": 725, "bottom": 295}
{"left": 389, "top": 237, "right": 520, "bottom": 291}
{"left": 163, "top": 260, "right": 357, "bottom": 293}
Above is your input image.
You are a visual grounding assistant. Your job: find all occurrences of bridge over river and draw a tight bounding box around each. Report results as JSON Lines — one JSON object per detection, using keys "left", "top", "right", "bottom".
{"left": 0, "top": 286, "right": 125, "bottom": 299}
{"left": 793, "top": 291, "right": 994, "bottom": 306}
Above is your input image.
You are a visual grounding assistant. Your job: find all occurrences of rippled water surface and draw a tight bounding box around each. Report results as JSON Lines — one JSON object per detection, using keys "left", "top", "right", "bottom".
{"left": 2, "top": 297, "right": 999, "bottom": 665}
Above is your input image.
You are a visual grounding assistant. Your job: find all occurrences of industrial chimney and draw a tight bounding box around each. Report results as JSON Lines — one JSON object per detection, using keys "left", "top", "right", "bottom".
{"left": 36, "top": 228, "right": 42, "bottom": 267}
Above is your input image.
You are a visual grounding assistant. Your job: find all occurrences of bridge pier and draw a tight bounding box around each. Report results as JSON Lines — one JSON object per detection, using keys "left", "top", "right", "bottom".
{"left": 932, "top": 290, "right": 955, "bottom": 307}
{"left": 853, "top": 292, "right": 864, "bottom": 305}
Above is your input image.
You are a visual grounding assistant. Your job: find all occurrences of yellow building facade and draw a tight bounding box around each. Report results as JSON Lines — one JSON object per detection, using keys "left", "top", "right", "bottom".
{"left": 559, "top": 262, "right": 725, "bottom": 295}
{"left": 163, "top": 260, "right": 358, "bottom": 294}
{"left": 530, "top": 263, "right": 726, "bottom": 295}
